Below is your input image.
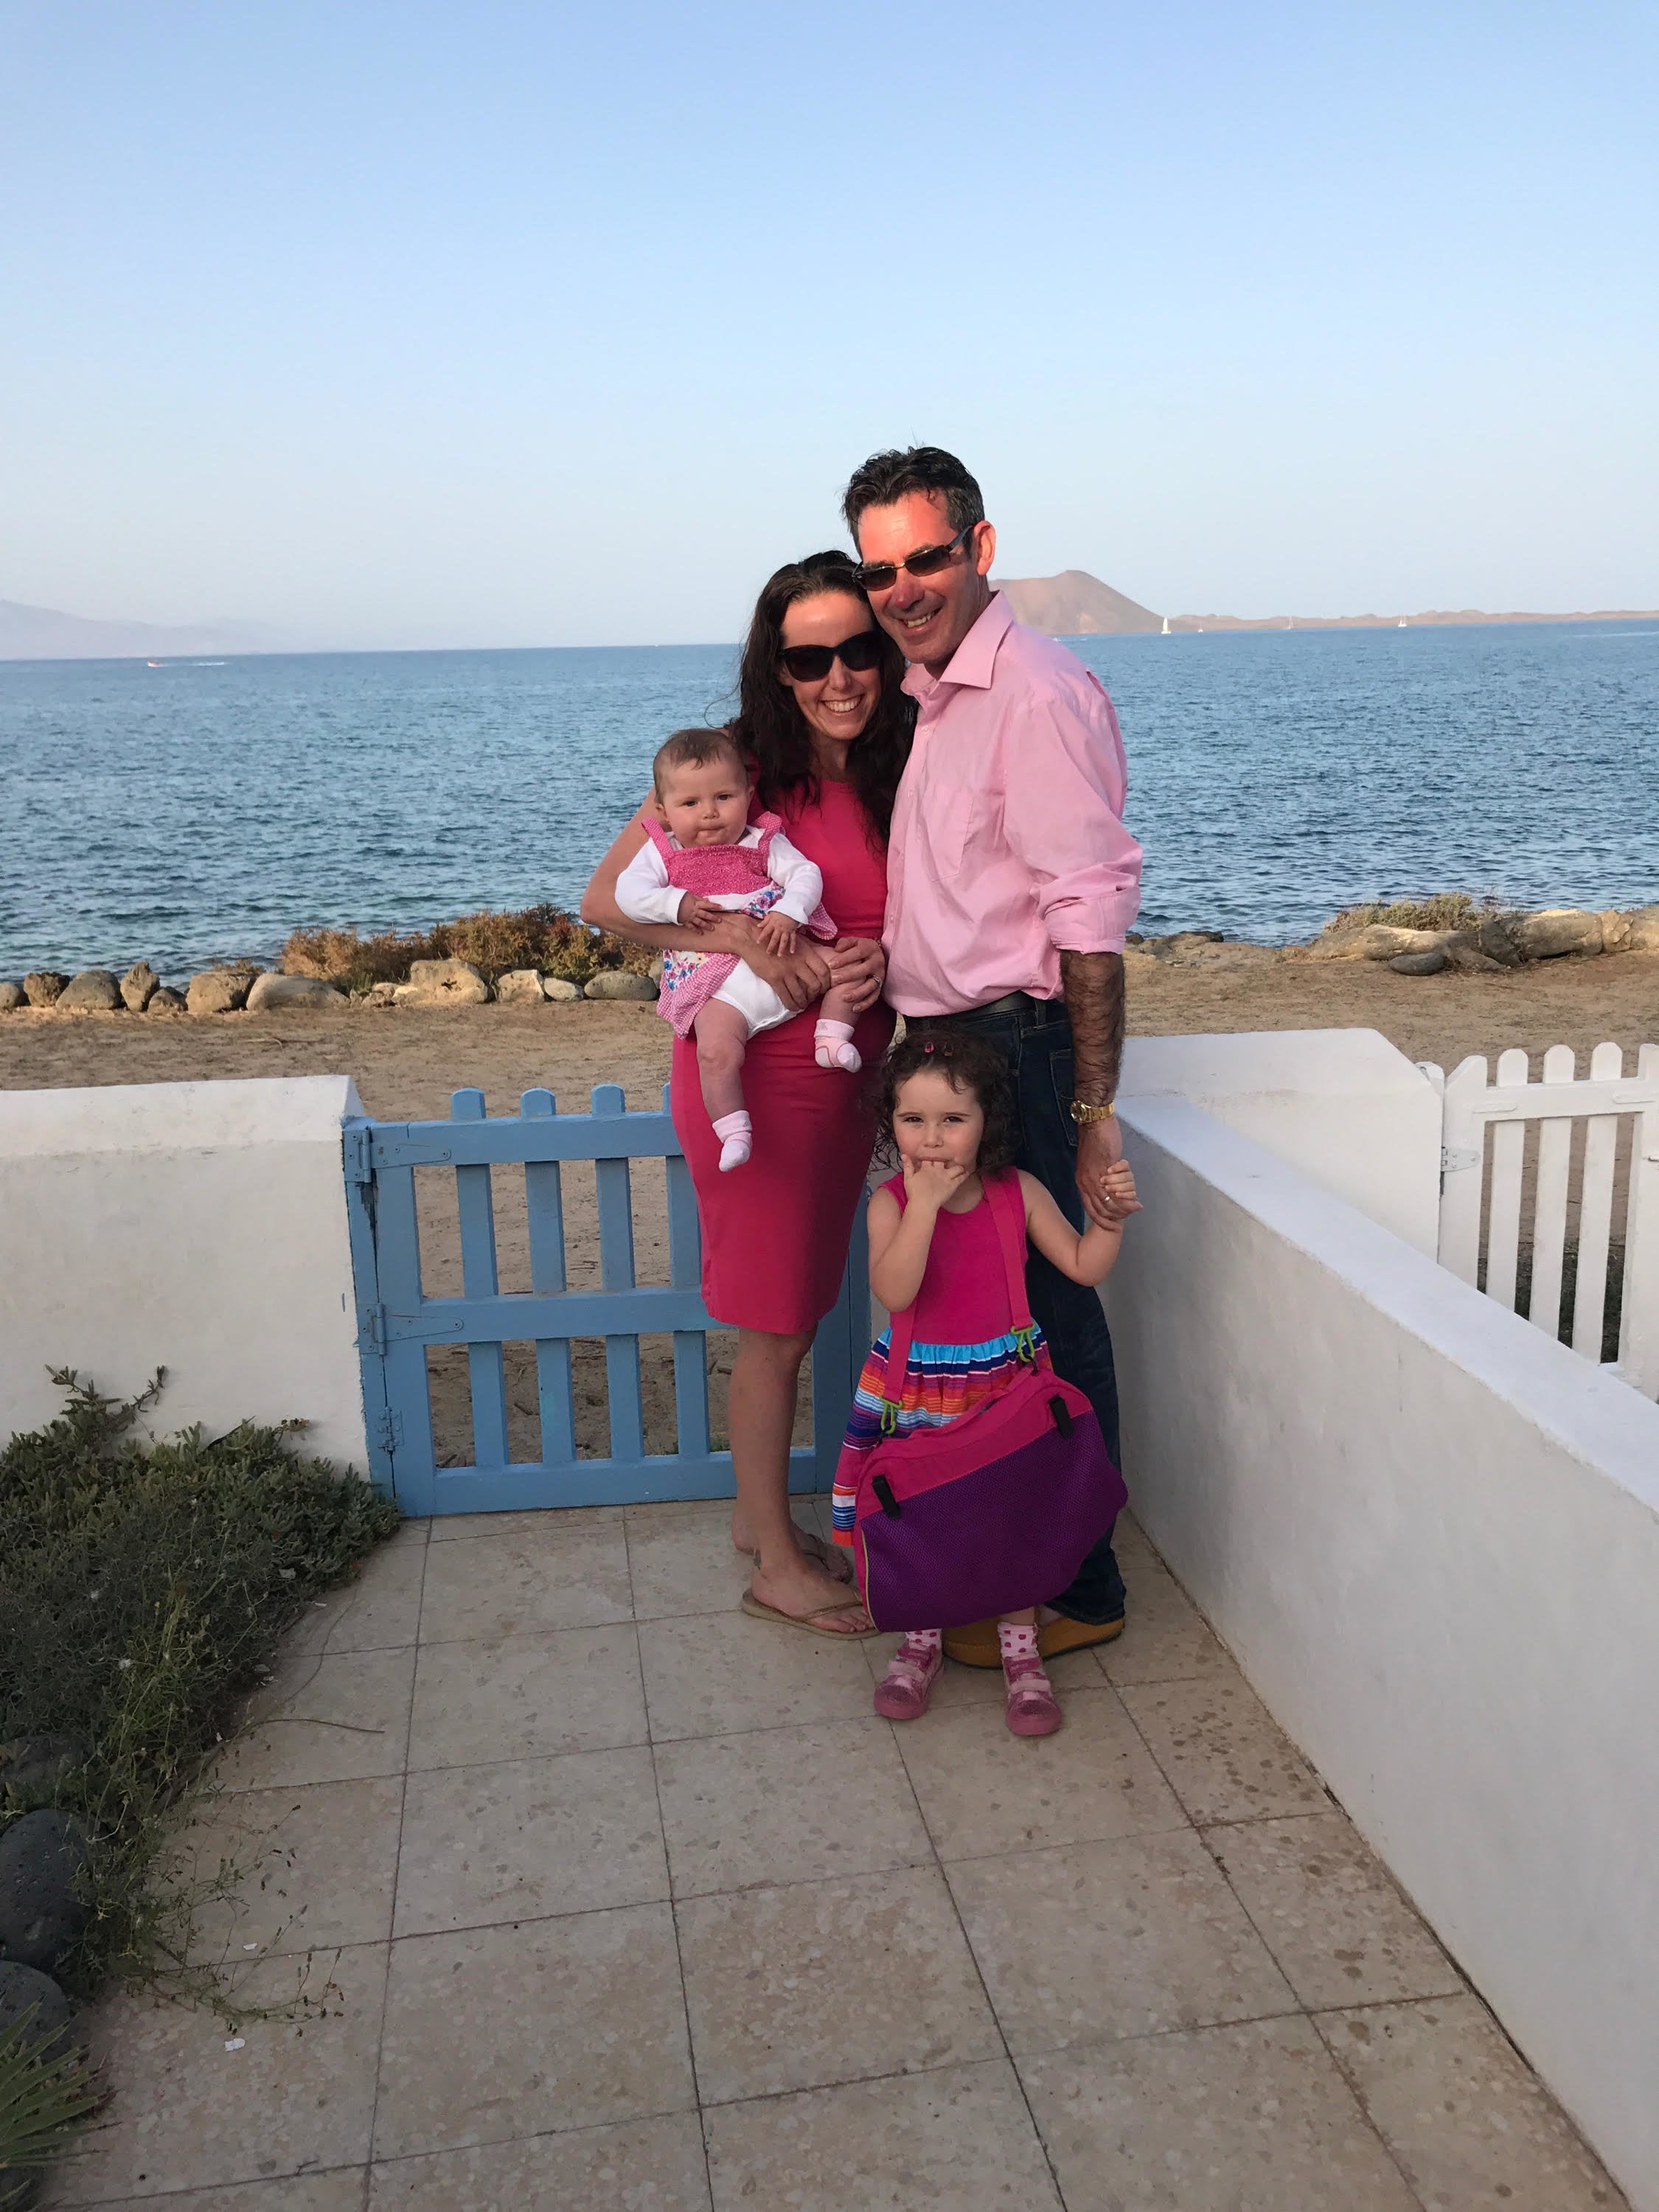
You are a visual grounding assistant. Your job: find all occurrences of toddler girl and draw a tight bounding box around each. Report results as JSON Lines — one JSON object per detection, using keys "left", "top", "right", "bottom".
{"left": 832, "top": 1030, "right": 1139, "bottom": 1736}
{"left": 615, "top": 728, "right": 866, "bottom": 1171}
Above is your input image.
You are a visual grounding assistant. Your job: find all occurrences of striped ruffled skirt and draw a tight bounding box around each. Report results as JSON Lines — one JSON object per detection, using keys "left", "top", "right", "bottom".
{"left": 830, "top": 1323, "right": 1051, "bottom": 1544}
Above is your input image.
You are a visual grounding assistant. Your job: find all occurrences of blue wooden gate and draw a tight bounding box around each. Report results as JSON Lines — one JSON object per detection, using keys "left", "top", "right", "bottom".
{"left": 344, "top": 1084, "right": 869, "bottom": 1515}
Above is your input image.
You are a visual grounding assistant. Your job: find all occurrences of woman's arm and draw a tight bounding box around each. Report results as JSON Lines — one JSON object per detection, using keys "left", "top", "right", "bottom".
{"left": 1018, "top": 1164, "right": 1140, "bottom": 1286}
{"left": 821, "top": 937, "right": 886, "bottom": 1016}
{"left": 581, "top": 801, "right": 837, "bottom": 1010}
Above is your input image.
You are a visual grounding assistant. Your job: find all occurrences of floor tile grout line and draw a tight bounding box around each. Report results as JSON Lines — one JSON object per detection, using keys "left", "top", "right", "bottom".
{"left": 364, "top": 1515, "right": 431, "bottom": 2169}
{"left": 1189, "top": 1799, "right": 1431, "bottom": 2211}
{"left": 626, "top": 1512, "right": 717, "bottom": 2212}
{"left": 883, "top": 1670, "right": 1071, "bottom": 2208}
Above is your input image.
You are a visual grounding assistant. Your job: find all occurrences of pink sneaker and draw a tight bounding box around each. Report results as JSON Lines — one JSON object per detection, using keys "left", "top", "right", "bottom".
{"left": 1003, "top": 1651, "right": 1062, "bottom": 1737}
{"left": 873, "top": 1634, "right": 943, "bottom": 1721}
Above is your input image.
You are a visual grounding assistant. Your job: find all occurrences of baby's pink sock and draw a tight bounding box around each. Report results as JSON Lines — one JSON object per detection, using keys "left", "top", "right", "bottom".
{"left": 712, "top": 1110, "right": 752, "bottom": 1172}
{"left": 814, "top": 1019, "right": 861, "bottom": 1073}
{"left": 998, "top": 1621, "right": 1039, "bottom": 1663}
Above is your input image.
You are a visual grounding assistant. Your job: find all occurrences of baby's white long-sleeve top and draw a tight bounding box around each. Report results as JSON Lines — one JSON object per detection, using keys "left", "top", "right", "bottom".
{"left": 613, "top": 826, "right": 824, "bottom": 929}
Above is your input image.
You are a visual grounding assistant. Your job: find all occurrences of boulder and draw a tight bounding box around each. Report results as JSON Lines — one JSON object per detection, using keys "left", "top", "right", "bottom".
{"left": 147, "top": 986, "right": 187, "bottom": 1014}
{"left": 1510, "top": 908, "right": 1602, "bottom": 960}
{"left": 0, "top": 982, "right": 24, "bottom": 1012}
{"left": 0, "top": 1736, "right": 87, "bottom": 1803}
{"left": 0, "top": 1959, "right": 79, "bottom": 2067}
{"left": 187, "top": 967, "right": 258, "bottom": 1015}
{"left": 1443, "top": 937, "right": 1506, "bottom": 975}
{"left": 22, "top": 973, "right": 68, "bottom": 1007}
{"left": 119, "top": 961, "right": 159, "bottom": 1011}
{"left": 398, "top": 958, "right": 490, "bottom": 1005}
{"left": 367, "top": 981, "right": 400, "bottom": 1005}
{"left": 1599, "top": 910, "right": 1632, "bottom": 954}
{"left": 0, "top": 1810, "right": 91, "bottom": 1975}
{"left": 57, "top": 969, "right": 122, "bottom": 1012}
{"left": 585, "top": 970, "right": 657, "bottom": 1001}
{"left": 494, "top": 968, "right": 546, "bottom": 1005}
{"left": 246, "top": 973, "right": 343, "bottom": 1012}
{"left": 1389, "top": 949, "right": 1447, "bottom": 975}
{"left": 1627, "top": 905, "right": 1659, "bottom": 953}
{"left": 540, "top": 975, "right": 582, "bottom": 1001}
{"left": 1474, "top": 916, "right": 1523, "bottom": 967}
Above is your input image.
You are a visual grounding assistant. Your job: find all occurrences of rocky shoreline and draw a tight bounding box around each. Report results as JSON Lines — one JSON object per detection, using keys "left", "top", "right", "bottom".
{"left": 4, "top": 897, "right": 1658, "bottom": 1019}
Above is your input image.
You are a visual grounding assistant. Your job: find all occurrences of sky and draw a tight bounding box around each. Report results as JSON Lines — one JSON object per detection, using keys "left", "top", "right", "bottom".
{"left": 2, "top": 1, "right": 1656, "bottom": 647}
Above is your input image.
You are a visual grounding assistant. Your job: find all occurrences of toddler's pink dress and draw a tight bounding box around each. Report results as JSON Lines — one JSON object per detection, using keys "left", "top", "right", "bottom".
{"left": 647, "top": 812, "right": 835, "bottom": 1038}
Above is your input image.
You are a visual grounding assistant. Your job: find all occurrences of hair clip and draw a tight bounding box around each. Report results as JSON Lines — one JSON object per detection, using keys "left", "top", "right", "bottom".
{"left": 922, "top": 1040, "right": 935, "bottom": 1054}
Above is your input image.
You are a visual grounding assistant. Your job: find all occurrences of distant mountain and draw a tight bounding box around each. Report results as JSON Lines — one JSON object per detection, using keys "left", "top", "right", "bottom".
{"left": 994, "top": 571, "right": 1162, "bottom": 635}
{"left": 0, "top": 599, "right": 288, "bottom": 660}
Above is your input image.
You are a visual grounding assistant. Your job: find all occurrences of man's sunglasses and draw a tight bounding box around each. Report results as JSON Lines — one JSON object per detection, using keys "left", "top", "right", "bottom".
{"left": 853, "top": 521, "right": 977, "bottom": 594}
{"left": 779, "top": 630, "right": 886, "bottom": 683}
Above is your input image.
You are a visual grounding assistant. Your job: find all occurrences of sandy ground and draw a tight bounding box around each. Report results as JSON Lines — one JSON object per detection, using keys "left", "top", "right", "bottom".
{"left": 6, "top": 950, "right": 1655, "bottom": 1465}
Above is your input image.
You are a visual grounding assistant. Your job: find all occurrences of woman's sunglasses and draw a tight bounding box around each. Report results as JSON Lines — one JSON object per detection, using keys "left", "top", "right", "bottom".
{"left": 853, "top": 521, "right": 976, "bottom": 594}
{"left": 779, "top": 630, "right": 886, "bottom": 683}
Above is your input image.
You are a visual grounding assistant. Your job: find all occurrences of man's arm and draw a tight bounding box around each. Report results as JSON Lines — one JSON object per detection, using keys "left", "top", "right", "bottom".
{"left": 1060, "top": 948, "right": 1127, "bottom": 1229}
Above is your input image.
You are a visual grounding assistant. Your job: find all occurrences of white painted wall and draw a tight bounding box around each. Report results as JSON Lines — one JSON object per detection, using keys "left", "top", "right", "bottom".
{"left": 1119, "top": 1027, "right": 1442, "bottom": 1254}
{"left": 1106, "top": 1096, "right": 1659, "bottom": 2210}
{"left": 0, "top": 1077, "right": 370, "bottom": 1472}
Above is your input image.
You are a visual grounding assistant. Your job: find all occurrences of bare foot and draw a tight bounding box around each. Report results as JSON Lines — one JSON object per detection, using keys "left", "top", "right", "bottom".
{"left": 748, "top": 1554, "right": 871, "bottom": 1634}
{"left": 732, "top": 1517, "right": 853, "bottom": 1584}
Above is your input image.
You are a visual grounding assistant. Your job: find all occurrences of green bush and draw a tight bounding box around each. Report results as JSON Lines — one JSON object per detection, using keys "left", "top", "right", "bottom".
{"left": 0, "top": 1373, "right": 401, "bottom": 1996}
{"left": 0, "top": 2009, "right": 98, "bottom": 2201}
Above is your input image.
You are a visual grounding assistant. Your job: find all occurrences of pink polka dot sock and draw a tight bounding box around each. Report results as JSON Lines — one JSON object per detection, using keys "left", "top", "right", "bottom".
{"left": 814, "top": 1020, "right": 862, "bottom": 1073}
{"left": 998, "top": 1622, "right": 1039, "bottom": 1664}
{"left": 712, "top": 1110, "right": 752, "bottom": 1172}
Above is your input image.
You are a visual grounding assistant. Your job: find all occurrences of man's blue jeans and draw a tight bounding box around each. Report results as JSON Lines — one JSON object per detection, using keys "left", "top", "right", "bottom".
{"left": 908, "top": 997, "right": 1129, "bottom": 1626}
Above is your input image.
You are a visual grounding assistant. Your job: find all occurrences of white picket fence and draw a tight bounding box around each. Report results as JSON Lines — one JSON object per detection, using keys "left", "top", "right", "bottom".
{"left": 1417, "top": 1043, "right": 1659, "bottom": 1397}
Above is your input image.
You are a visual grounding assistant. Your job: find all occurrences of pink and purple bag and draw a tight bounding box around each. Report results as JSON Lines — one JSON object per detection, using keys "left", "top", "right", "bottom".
{"left": 848, "top": 1170, "right": 1127, "bottom": 1631}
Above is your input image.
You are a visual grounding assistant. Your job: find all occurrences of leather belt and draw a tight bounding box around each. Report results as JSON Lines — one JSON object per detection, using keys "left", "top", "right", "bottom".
{"left": 909, "top": 991, "right": 1068, "bottom": 1030}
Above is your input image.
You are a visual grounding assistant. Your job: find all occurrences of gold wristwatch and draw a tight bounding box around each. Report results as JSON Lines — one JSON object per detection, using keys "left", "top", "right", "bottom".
{"left": 1070, "top": 1097, "right": 1116, "bottom": 1125}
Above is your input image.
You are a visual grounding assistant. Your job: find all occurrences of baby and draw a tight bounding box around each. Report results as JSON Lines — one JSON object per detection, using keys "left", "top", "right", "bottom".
{"left": 615, "top": 728, "right": 866, "bottom": 1170}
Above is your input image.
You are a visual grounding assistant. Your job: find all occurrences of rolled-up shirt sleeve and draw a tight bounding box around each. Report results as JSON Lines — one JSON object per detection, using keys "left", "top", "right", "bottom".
{"left": 1002, "top": 678, "right": 1143, "bottom": 954}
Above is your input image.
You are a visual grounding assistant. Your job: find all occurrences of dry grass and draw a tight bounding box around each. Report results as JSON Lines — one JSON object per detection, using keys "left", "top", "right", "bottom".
{"left": 280, "top": 905, "right": 655, "bottom": 993}
{"left": 1320, "top": 891, "right": 1499, "bottom": 937}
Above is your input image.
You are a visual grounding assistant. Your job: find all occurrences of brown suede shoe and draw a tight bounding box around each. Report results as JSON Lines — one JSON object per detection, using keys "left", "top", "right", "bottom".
{"left": 942, "top": 1613, "right": 1126, "bottom": 1669}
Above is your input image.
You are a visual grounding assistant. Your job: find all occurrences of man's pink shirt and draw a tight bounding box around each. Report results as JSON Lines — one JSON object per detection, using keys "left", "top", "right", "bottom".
{"left": 882, "top": 592, "right": 1144, "bottom": 1018}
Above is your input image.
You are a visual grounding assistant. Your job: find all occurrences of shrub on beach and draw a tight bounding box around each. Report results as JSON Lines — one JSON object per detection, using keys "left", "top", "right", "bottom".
{"left": 1320, "top": 891, "right": 1498, "bottom": 938}
{"left": 281, "top": 905, "right": 653, "bottom": 992}
{"left": 0, "top": 1371, "right": 400, "bottom": 1997}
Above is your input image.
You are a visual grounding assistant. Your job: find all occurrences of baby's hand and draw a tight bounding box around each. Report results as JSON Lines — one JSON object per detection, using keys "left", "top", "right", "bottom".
{"left": 1103, "top": 1160, "right": 1142, "bottom": 1218}
{"left": 678, "top": 894, "right": 723, "bottom": 931}
{"left": 753, "top": 908, "right": 799, "bottom": 956}
{"left": 902, "top": 1157, "right": 971, "bottom": 1211}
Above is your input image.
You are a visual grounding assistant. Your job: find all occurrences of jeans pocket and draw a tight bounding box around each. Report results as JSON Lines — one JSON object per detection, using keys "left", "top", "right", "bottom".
{"left": 1048, "top": 1046, "right": 1079, "bottom": 1155}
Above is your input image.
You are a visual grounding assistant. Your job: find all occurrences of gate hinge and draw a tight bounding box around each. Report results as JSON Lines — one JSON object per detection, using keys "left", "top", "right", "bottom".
{"left": 362, "top": 1303, "right": 389, "bottom": 1356}
{"left": 378, "top": 1405, "right": 402, "bottom": 1458}
{"left": 342, "top": 1125, "right": 375, "bottom": 1185}
{"left": 1440, "top": 1145, "right": 1481, "bottom": 1175}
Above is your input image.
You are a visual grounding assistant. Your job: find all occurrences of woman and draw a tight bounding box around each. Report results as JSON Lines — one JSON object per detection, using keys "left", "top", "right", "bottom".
{"left": 583, "top": 552, "right": 911, "bottom": 1632}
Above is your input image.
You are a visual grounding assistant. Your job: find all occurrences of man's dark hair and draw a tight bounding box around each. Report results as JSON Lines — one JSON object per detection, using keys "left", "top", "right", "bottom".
{"left": 841, "top": 447, "right": 986, "bottom": 543}
{"left": 652, "top": 726, "right": 748, "bottom": 798}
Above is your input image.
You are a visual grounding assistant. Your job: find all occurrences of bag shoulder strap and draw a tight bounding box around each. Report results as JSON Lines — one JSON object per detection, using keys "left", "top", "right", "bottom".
{"left": 877, "top": 1171, "right": 1033, "bottom": 1429}
{"left": 984, "top": 1169, "right": 1034, "bottom": 1335}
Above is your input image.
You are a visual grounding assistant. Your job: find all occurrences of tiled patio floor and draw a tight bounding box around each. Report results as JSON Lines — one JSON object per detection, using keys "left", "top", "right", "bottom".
{"left": 46, "top": 1504, "right": 1627, "bottom": 2211}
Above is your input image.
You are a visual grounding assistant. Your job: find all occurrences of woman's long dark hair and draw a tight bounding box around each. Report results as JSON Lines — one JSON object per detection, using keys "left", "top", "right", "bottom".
{"left": 729, "top": 551, "right": 914, "bottom": 842}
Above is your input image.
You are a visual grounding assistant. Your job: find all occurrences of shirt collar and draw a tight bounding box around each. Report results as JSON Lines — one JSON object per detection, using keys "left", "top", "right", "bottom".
{"left": 900, "top": 590, "right": 1014, "bottom": 700}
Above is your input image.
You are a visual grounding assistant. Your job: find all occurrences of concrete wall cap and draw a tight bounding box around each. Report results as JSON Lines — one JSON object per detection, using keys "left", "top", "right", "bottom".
{"left": 0, "top": 1075, "right": 365, "bottom": 1159}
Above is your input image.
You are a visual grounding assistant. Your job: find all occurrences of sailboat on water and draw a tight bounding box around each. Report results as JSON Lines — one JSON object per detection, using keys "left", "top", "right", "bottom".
{"left": 1161, "top": 616, "right": 1171, "bottom": 636}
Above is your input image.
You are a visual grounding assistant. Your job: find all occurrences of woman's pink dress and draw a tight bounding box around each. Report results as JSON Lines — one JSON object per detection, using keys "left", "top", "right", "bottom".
{"left": 670, "top": 774, "right": 895, "bottom": 1334}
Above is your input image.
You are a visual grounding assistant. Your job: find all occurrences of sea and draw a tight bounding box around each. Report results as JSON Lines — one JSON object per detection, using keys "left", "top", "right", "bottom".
{"left": 4, "top": 621, "right": 1657, "bottom": 978}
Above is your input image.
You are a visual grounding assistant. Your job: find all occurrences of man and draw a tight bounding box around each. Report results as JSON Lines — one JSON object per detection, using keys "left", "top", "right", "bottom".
{"left": 844, "top": 445, "right": 1141, "bottom": 1665}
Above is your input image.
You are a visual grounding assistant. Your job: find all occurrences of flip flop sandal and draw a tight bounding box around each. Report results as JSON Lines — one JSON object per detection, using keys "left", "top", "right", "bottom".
{"left": 740, "top": 1591, "right": 877, "bottom": 1638}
